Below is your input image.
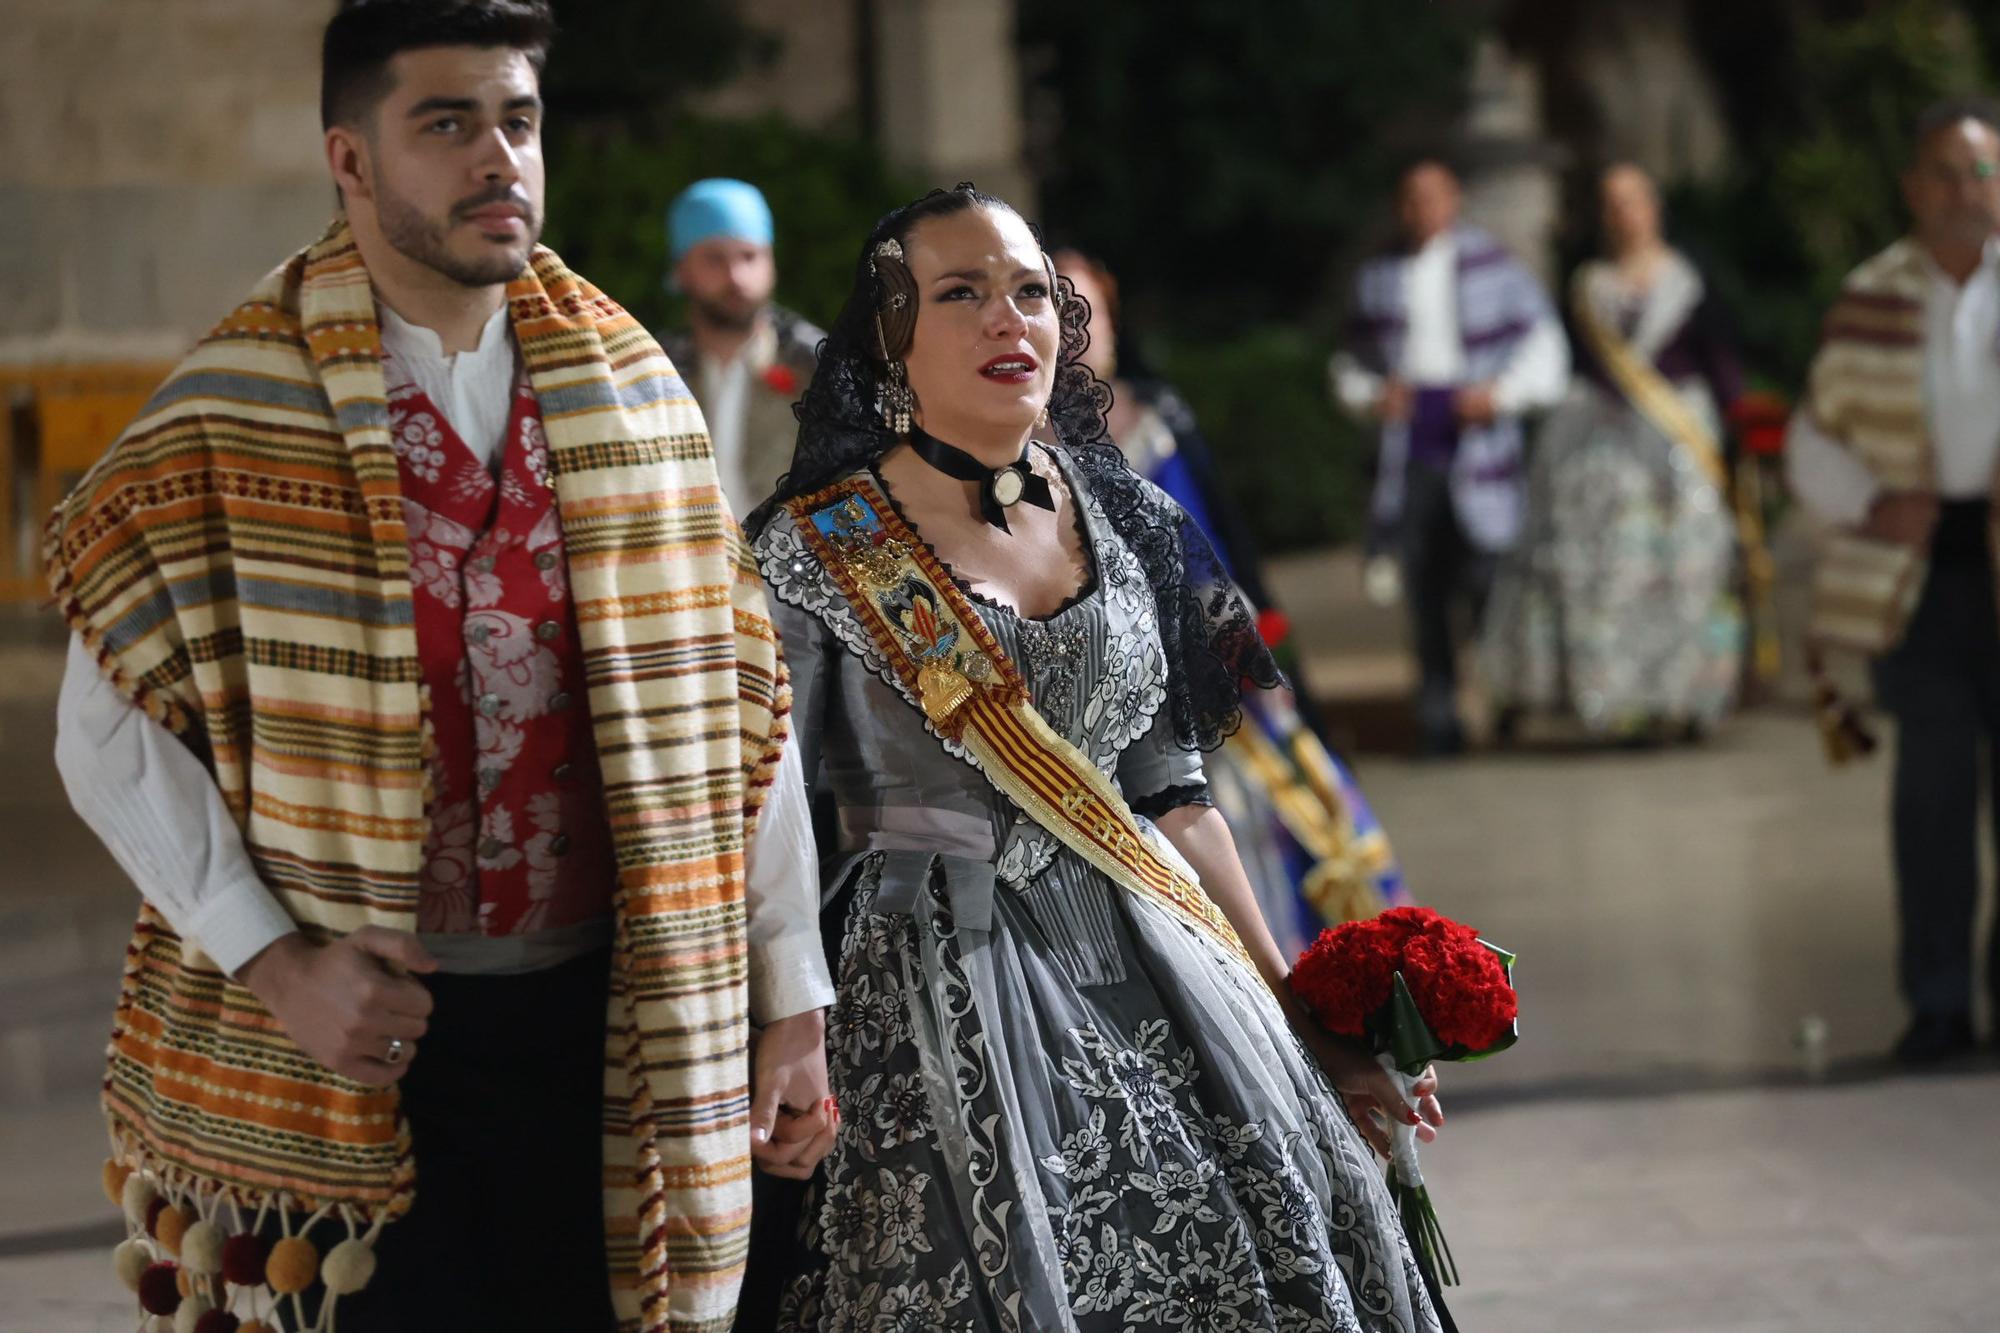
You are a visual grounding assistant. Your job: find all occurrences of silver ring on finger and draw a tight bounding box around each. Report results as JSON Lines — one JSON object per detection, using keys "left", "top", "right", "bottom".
{"left": 385, "top": 1037, "right": 407, "bottom": 1065}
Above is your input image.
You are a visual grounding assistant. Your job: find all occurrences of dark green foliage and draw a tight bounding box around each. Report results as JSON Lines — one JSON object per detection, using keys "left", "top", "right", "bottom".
{"left": 536, "top": 0, "right": 917, "bottom": 334}
{"left": 1675, "top": 0, "right": 1994, "bottom": 389}
{"left": 1159, "top": 327, "right": 1365, "bottom": 553}
{"left": 541, "top": 116, "right": 919, "bottom": 335}
{"left": 1020, "top": 0, "right": 1484, "bottom": 337}
{"left": 539, "top": 0, "right": 768, "bottom": 116}
{"left": 1019, "top": 0, "right": 1485, "bottom": 551}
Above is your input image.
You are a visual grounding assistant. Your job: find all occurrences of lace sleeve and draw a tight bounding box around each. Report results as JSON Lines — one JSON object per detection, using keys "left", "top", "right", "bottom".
{"left": 1068, "top": 448, "right": 1284, "bottom": 752}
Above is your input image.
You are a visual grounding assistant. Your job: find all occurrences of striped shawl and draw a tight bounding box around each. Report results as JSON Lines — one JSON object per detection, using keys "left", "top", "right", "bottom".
{"left": 1805, "top": 238, "right": 1931, "bottom": 492}
{"left": 1801, "top": 237, "right": 1993, "bottom": 655}
{"left": 45, "top": 221, "right": 789, "bottom": 1332}
{"left": 1347, "top": 225, "right": 1553, "bottom": 552}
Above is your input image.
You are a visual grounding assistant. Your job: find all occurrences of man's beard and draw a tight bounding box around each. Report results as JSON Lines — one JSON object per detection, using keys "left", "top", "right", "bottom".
{"left": 376, "top": 176, "right": 541, "bottom": 288}
{"left": 689, "top": 292, "right": 766, "bottom": 333}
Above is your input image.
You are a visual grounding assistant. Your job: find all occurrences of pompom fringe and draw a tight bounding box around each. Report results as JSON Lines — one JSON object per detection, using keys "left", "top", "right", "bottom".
{"left": 104, "top": 1134, "right": 396, "bottom": 1333}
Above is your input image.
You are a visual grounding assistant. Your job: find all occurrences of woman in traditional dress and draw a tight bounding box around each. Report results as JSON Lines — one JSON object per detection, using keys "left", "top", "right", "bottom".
{"left": 745, "top": 185, "right": 1445, "bottom": 1332}
{"left": 1482, "top": 162, "right": 1744, "bottom": 740}
{"left": 1053, "top": 247, "right": 1407, "bottom": 953}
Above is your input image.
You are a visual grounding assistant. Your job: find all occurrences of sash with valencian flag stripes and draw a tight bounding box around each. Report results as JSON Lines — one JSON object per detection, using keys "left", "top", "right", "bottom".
{"left": 786, "top": 475, "right": 1253, "bottom": 968}
{"left": 46, "top": 220, "right": 787, "bottom": 1333}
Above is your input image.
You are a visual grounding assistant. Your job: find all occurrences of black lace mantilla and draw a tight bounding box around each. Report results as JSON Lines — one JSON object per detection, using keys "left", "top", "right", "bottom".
{"left": 747, "top": 184, "right": 1281, "bottom": 751}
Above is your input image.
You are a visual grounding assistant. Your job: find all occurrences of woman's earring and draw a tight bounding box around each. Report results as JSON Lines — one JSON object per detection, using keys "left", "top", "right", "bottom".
{"left": 879, "top": 362, "right": 914, "bottom": 435}
{"left": 1036, "top": 404, "right": 1051, "bottom": 430}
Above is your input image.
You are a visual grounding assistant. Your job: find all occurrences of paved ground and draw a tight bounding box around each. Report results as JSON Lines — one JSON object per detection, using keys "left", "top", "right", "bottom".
{"left": 3, "top": 530, "right": 1997, "bottom": 1329}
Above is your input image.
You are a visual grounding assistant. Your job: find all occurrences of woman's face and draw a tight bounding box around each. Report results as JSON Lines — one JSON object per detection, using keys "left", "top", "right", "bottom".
{"left": 1054, "top": 259, "right": 1116, "bottom": 382}
{"left": 900, "top": 204, "right": 1060, "bottom": 447}
{"left": 1601, "top": 166, "right": 1661, "bottom": 254}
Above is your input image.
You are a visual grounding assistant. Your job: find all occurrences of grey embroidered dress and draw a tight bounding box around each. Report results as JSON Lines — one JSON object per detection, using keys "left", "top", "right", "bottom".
{"left": 1481, "top": 251, "right": 1743, "bottom": 734}
{"left": 754, "top": 451, "right": 1439, "bottom": 1333}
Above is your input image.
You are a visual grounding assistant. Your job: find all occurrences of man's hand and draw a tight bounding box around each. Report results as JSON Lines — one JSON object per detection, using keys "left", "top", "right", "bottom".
{"left": 1376, "top": 378, "right": 1415, "bottom": 424}
{"left": 236, "top": 927, "right": 437, "bottom": 1087}
{"left": 749, "top": 1008, "right": 835, "bottom": 1180}
{"left": 1861, "top": 490, "right": 1940, "bottom": 546}
{"left": 1453, "top": 381, "right": 1499, "bottom": 427}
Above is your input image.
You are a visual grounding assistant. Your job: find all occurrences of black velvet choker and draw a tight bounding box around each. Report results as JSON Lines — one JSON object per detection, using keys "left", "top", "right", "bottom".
{"left": 907, "top": 427, "right": 1055, "bottom": 532}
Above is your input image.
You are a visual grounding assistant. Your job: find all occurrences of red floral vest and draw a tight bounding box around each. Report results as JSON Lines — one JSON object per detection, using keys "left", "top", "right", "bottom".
{"left": 385, "top": 351, "right": 616, "bottom": 935}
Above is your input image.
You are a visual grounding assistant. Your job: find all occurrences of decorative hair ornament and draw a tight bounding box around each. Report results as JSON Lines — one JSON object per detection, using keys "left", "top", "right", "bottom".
{"left": 878, "top": 361, "right": 914, "bottom": 435}
{"left": 869, "top": 237, "right": 904, "bottom": 272}
{"left": 871, "top": 237, "right": 918, "bottom": 432}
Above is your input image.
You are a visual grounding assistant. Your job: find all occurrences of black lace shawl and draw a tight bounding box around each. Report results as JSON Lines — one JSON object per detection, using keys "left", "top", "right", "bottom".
{"left": 746, "top": 186, "right": 1281, "bottom": 752}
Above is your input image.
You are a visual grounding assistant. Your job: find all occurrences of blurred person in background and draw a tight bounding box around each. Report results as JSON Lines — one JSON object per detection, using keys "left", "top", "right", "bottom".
{"left": 1332, "top": 159, "right": 1570, "bottom": 756}
{"left": 46, "top": 4, "right": 830, "bottom": 1328}
{"left": 744, "top": 185, "right": 1444, "bottom": 1332}
{"left": 1482, "top": 162, "right": 1745, "bottom": 742}
{"left": 1049, "top": 247, "right": 1280, "bottom": 617}
{"left": 1787, "top": 98, "right": 2000, "bottom": 1066}
{"left": 662, "top": 177, "right": 823, "bottom": 518}
{"left": 1056, "top": 245, "right": 1408, "bottom": 952}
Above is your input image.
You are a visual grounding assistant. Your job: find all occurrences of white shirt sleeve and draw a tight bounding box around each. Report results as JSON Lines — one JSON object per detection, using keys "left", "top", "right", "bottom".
{"left": 1490, "top": 314, "right": 1572, "bottom": 416}
{"left": 53, "top": 635, "right": 298, "bottom": 975}
{"left": 56, "top": 632, "right": 832, "bottom": 1013}
{"left": 1329, "top": 350, "right": 1387, "bottom": 420}
{"left": 1784, "top": 409, "right": 1880, "bottom": 528}
{"left": 742, "top": 731, "right": 833, "bottom": 1024}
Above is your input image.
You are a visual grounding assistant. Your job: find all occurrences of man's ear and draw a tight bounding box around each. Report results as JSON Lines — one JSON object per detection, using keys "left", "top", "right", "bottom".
{"left": 325, "top": 126, "right": 372, "bottom": 205}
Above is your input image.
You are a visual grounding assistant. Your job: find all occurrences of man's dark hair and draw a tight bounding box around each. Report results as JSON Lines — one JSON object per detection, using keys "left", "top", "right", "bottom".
{"left": 1910, "top": 95, "right": 2000, "bottom": 162}
{"left": 321, "top": 0, "right": 555, "bottom": 131}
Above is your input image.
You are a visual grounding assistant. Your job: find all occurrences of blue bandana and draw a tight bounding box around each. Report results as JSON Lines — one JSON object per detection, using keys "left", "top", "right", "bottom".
{"left": 667, "top": 178, "right": 774, "bottom": 260}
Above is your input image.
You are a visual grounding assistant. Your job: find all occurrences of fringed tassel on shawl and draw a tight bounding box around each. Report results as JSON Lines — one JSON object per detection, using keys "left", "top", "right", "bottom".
{"left": 105, "top": 1134, "right": 395, "bottom": 1333}
{"left": 1814, "top": 686, "right": 1877, "bottom": 765}
{"left": 1807, "top": 650, "right": 1877, "bottom": 766}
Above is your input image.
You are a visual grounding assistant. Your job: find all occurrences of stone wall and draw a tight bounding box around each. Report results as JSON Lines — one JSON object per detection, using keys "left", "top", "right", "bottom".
{"left": 0, "top": 0, "right": 1034, "bottom": 366}
{"left": 0, "top": 0, "right": 338, "bottom": 365}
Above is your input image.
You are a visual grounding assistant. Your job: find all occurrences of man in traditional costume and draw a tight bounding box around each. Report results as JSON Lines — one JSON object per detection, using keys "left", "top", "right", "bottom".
{"left": 48, "top": 4, "right": 831, "bottom": 1330}
{"left": 1787, "top": 99, "right": 2000, "bottom": 1066}
{"left": 1332, "top": 159, "right": 1569, "bottom": 755}
{"left": 660, "top": 179, "right": 823, "bottom": 519}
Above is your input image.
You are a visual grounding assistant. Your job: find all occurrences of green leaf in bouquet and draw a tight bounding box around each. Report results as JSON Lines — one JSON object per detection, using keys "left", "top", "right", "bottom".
{"left": 1378, "top": 971, "right": 1446, "bottom": 1075}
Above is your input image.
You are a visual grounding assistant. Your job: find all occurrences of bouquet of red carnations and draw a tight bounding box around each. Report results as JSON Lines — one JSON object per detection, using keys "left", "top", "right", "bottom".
{"left": 1288, "top": 906, "right": 1517, "bottom": 1289}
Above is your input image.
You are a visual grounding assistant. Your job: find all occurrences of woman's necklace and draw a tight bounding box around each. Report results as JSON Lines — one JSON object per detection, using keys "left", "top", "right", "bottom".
{"left": 907, "top": 426, "right": 1055, "bottom": 533}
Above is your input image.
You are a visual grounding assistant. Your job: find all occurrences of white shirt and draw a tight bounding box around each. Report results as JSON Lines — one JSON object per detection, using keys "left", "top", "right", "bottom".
{"left": 699, "top": 354, "right": 755, "bottom": 516}
{"left": 1330, "top": 230, "right": 1570, "bottom": 419}
{"left": 1787, "top": 239, "right": 2000, "bottom": 525}
{"left": 379, "top": 304, "right": 517, "bottom": 470}
{"left": 53, "top": 313, "right": 833, "bottom": 1023}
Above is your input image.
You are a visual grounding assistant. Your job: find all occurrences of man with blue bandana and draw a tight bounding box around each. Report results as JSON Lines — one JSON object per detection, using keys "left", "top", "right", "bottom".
{"left": 662, "top": 178, "right": 823, "bottom": 518}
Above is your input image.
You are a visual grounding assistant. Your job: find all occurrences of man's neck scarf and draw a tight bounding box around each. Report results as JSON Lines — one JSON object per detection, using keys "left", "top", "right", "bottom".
{"left": 45, "top": 220, "right": 788, "bottom": 1333}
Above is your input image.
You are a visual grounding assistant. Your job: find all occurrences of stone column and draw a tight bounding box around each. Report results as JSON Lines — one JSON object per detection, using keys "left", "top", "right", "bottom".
{"left": 870, "top": 0, "right": 1034, "bottom": 210}
{"left": 1458, "top": 36, "right": 1563, "bottom": 288}
{"left": 691, "top": 0, "right": 863, "bottom": 129}
{"left": 1573, "top": 0, "right": 1732, "bottom": 185}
